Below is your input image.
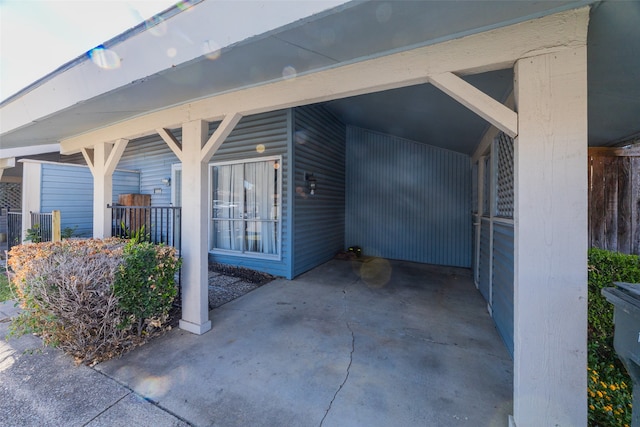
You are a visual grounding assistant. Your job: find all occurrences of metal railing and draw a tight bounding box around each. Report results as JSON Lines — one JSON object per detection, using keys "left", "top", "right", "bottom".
{"left": 6, "top": 210, "right": 22, "bottom": 250}
{"left": 109, "top": 205, "right": 181, "bottom": 252}
{"left": 29, "top": 211, "right": 54, "bottom": 243}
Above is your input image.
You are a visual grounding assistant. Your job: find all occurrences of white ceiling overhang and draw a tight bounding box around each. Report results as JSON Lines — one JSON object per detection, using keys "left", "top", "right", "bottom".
{"left": 1, "top": 0, "right": 639, "bottom": 156}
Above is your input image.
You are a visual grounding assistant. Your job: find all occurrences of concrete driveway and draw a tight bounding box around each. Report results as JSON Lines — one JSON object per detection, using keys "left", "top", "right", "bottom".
{"left": 1, "top": 259, "right": 513, "bottom": 426}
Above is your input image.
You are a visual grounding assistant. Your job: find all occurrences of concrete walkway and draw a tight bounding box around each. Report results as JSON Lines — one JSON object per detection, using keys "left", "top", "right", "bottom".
{"left": 1, "top": 259, "right": 513, "bottom": 426}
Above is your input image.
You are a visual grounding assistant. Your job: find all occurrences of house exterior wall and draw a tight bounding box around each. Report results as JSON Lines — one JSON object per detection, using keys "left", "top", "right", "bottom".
{"left": 40, "top": 163, "right": 140, "bottom": 237}
{"left": 207, "top": 110, "right": 292, "bottom": 278}
{"left": 492, "top": 221, "right": 514, "bottom": 356}
{"left": 115, "top": 136, "right": 179, "bottom": 206}
{"left": 346, "top": 127, "right": 472, "bottom": 267}
{"left": 478, "top": 218, "right": 491, "bottom": 301}
{"left": 292, "top": 104, "right": 346, "bottom": 278}
{"left": 66, "top": 139, "right": 178, "bottom": 207}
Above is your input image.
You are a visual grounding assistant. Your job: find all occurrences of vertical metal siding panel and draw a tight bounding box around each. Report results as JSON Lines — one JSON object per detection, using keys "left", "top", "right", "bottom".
{"left": 208, "top": 110, "right": 291, "bottom": 278}
{"left": 293, "top": 105, "right": 346, "bottom": 277}
{"left": 345, "top": 127, "right": 471, "bottom": 267}
{"left": 478, "top": 218, "right": 491, "bottom": 301}
{"left": 492, "top": 222, "right": 514, "bottom": 357}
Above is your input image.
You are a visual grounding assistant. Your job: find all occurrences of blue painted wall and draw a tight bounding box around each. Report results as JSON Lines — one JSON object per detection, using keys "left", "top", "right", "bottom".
{"left": 115, "top": 136, "right": 179, "bottom": 206}
{"left": 478, "top": 218, "right": 491, "bottom": 301}
{"left": 345, "top": 127, "right": 472, "bottom": 267}
{"left": 292, "top": 104, "right": 346, "bottom": 277}
{"left": 40, "top": 162, "right": 140, "bottom": 237}
{"left": 206, "top": 110, "right": 292, "bottom": 278}
{"left": 492, "top": 221, "right": 514, "bottom": 357}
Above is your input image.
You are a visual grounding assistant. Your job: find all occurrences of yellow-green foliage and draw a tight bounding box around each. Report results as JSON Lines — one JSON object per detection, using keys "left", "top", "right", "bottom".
{"left": 587, "top": 248, "right": 639, "bottom": 426}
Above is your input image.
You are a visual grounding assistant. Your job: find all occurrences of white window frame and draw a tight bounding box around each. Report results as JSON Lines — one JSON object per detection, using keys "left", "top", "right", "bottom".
{"left": 208, "top": 155, "right": 282, "bottom": 260}
{"left": 171, "top": 163, "right": 181, "bottom": 207}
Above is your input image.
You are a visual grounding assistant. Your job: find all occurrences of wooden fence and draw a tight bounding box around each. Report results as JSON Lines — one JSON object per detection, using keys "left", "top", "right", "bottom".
{"left": 588, "top": 144, "right": 640, "bottom": 255}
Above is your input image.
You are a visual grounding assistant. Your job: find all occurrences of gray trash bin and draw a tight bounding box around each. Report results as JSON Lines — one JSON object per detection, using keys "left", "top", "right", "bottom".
{"left": 602, "top": 281, "right": 640, "bottom": 427}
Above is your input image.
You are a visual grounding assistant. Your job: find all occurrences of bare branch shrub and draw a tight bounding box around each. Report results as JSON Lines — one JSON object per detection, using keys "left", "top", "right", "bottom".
{"left": 7, "top": 238, "right": 178, "bottom": 365}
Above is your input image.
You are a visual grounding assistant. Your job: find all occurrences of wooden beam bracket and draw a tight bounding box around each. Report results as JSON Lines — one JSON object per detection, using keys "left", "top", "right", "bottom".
{"left": 429, "top": 72, "right": 518, "bottom": 138}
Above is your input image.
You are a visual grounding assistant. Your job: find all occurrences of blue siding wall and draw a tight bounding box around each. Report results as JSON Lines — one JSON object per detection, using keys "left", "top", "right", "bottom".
{"left": 292, "top": 105, "right": 346, "bottom": 277}
{"left": 206, "top": 110, "right": 292, "bottom": 278}
{"left": 40, "top": 163, "right": 140, "bottom": 237}
{"left": 492, "top": 222, "right": 514, "bottom": 357}
{"left": 67, "top": 112, "right": 291, "bottom": 277}
{"left": 478, "top": 218, "right": 492, "bottom": 301}
{"left": 346, "top": 127, "right": 472, "bottom": 267}
{"left": 116, "top": 136, "right": 180, "bottom": 206}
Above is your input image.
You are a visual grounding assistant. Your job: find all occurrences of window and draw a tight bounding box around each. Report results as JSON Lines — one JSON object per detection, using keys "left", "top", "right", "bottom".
{"left": 171, "top": 163, "right": 181, "bottom": 207}
{"left": 210, "top": 157, "right": 280, "bottom": 257}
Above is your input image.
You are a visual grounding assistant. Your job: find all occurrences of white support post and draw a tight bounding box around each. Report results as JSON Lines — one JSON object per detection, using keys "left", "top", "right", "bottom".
{"left": 178, "top": 119, "right": 212, "bottom": 335}
{"left": 21, "top": 161, "right": 42, "bottom": 243}
{"left": 93, "top": 143, "right": 112, "bottom": 239}
{"left": 512, "top": 47, "right": 588, "bottom": 427}
{"left": 85, "top": 139, "right": 129, "bottom": 238}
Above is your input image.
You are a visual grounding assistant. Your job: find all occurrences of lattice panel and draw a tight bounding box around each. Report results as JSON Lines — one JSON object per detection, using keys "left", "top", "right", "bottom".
{"left": 495, "top": 132, "right": 514, "bottom": 218}
{"left": 482, "top": 156, "right": 491, "bottom": 215}
{"left": 0, "top": 182, "right": 22, "bottom": 209}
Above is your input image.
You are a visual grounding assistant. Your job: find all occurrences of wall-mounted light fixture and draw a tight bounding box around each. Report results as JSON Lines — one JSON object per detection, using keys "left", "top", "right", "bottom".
{"left": 161, "top": 177, "right": 171, "bottom": 186}
{"left": 305, "top": 172, "right": 317, "bottom": 195}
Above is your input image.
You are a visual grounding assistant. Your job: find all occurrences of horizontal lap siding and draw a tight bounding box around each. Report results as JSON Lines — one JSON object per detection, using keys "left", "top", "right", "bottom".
{"left": 116, "top": 136, "right": 180, "bottom": 206}
{"left": 293, "top": 105, "right": 346, "bottom": 277}
{"left": 207, "top": 110, "right": 291, "bottom": 278}
{"left": 492, "top": 222, "right": 514, "bottom": 357}
{"left": 346, "top": 127, "right": 471, "bottom": 267}
{"left": 40, "top": 163, "right": 140, "bottom": 237}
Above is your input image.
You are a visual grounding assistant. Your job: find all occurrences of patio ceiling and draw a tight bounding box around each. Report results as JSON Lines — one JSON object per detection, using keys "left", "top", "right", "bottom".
{"left": 1, "top": 0, "right": 639, "bottom": 156}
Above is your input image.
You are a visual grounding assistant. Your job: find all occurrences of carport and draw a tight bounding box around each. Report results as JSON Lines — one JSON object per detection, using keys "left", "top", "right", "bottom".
{"left": 97, "top": 259, "right": 513, "bottom": 426}
{"left": 3, "top": 2, "right": 640, "bottom": 425}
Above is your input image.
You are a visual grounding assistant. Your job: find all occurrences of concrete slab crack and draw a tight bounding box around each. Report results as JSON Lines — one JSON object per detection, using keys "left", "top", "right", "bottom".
{"left": 319, "top": 321, "right": 355, "bottom": 427}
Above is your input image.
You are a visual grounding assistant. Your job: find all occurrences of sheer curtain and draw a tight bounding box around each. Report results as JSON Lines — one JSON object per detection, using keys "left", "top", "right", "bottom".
{"left": 254, "top": 161, "right": 277, "bottom": 255}
{"left": 213, "top": 164, "right": 243, "bottom": 251}
{"left": 212, "top": 160, "right": 279, "bottom": 256}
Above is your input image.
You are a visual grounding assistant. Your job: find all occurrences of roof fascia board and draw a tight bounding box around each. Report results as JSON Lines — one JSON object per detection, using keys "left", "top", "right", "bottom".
{"left": 0, "top": 0, "right": 350, "bottom": 135}
{"left": 61, "top": 6, "right": 590, "bottom": 154}
{"left": 0, "top": 143, "right": 60, "bottom": 159}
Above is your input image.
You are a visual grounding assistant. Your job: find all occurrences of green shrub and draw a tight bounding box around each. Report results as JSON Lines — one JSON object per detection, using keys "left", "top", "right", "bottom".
{"left": 113, "top": 241, "right": 181, "bottom": 336}
{"left": 587, "top": 248, "right": 639, "bottom": 426}
{"left": 7, "top": 238, "right": 180, "bottom": 365}
{"left": 0, "top": 268, "right": 14, "bottom": 302}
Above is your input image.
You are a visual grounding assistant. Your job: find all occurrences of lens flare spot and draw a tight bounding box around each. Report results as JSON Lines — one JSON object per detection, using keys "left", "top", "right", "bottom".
{"left": 376, "top": 3, "right": 393, "bottom": 23}
{"left": 145, "top": 16, "right": 167, "bottom": 37}
{"left": 295, "top": 130, "right": 308, "bottom": 145}
{"left": 358, "top": 257, "right": 392, "bottom": 288}
{"left": 137, "top": 375, "right": 171, "bottom": 400}
{"left": 320, "top": 28, "right": 336, "bottom": 46}
{"left": 167, "top": 47, "right": 177, "bottom": 58}
{"left": 295, "top": 186, "right": 307, "bottom": 199}
{"left": 175, "top": 0, "right": 193, "bottom": 11}
{"left": 88, "top": 46, "right": 121, "bottom": 70}
{"left": 256, "top": 144, "right": 265, "bottom": 153}
{"left": 282, "top": 66, "right": 297, "bottom": 80}
{"left": 203, "top": 40, "right": 222, "bottom": 60}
